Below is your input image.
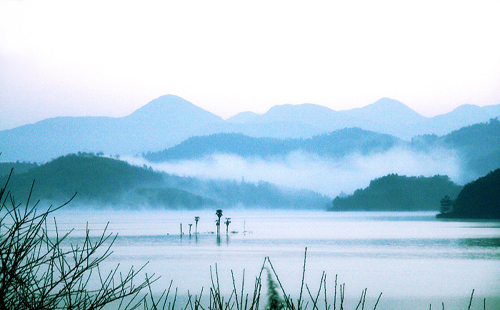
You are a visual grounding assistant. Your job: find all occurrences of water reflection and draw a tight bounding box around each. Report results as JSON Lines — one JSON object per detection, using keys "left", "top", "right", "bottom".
{"left": 458, "top": 238, "right": 500, "bottom": 248}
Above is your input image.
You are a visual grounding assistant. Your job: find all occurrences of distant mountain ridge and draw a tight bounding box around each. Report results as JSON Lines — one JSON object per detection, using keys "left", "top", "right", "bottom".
{"left": 144, "top": 129, "right": 399, "bottom": 162}
{"left": 1, "top": 94, "right": 499, "bottom": 162}
{"left": 0, "top": 95, "right": 225, "bottom": 162}
{"left": 229, "top": 98, "right": 500, "bottom": 139}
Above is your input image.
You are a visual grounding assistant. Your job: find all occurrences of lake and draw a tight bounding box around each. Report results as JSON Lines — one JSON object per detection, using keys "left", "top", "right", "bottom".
{"left": 51, "top": 209, "right": 500, "bottom": 309}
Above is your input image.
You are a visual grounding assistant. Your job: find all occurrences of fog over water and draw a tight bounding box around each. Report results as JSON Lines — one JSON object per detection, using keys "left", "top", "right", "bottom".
{"left": 130, "top": 147, "right": 462, "bottom": 197}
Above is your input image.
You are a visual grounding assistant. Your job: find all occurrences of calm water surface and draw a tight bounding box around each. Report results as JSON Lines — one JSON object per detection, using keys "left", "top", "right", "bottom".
{"left": 52, "top": 210, "right": 500, "bottom": 309}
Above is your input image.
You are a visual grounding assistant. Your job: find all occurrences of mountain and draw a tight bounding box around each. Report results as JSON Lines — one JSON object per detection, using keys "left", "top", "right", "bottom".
{"left": 0, "top": 95, "right": 224, "bottom": 162}
{"left": 226, "top": 111, "right": 259, "bottom": 123}
{"left": 228, "top": 98, "right": 500, "bottom": 139}
{"left": 410, "top": 118, "right": 500, "bottom": 182}
{"left": 344, "top": 98, "right": 427, "bottom": 138}
{"left": 199, "top": 120, "right": 325, "bottom": 139}
{"left": 330, "top": 174, "right": 462, "bottom": 211}
{"left": 2, "top": 94, "right": 500, "bottom": 162}
{"left": 143, "top": 129, "right": 400, "bottom": 162}
{"left": 254, "top": 103, "right": 343, "bottom": 127}
{"left": 427, "top": 104, "right": 500, "bottom": 135}
{"left": 226, "top": 98, "right": 424, "bottom": 138}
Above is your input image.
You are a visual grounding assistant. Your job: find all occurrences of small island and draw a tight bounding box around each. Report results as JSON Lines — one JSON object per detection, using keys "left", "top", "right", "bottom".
{"left": 437, "top": 168, "right": 500, "bottom": 219}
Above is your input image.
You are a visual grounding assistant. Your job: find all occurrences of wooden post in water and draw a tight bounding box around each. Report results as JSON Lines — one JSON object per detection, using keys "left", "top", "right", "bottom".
{"left": 224, "top": 218, "right": 231, "bottom": 235}
{"left": 215, "top": 209, "right": 223, "bottom": 237}
{"left": 194, "top": 216, "right": 200, "bottom": 235}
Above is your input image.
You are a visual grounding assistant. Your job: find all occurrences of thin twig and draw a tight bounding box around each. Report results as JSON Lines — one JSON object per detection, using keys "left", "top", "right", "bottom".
{"left": 468, "top": 289, "right": 475, "bottom": 310}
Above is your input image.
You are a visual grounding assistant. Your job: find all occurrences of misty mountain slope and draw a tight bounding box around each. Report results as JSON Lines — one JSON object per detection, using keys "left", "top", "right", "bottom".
{"left": 226, "top": 111, "right": 260, "bottom": 123}
{"left": 255, "top": 103, "right": 344, "bottom": 126}
{"left": 227, "top": 98, "right": 430, "bottom": 139}
{"left": 143, "top": 128, "right": 401, "bottom": 162}
{"left": 144, "top": 133, "right": 292, "bottom": 162}
{"left": 2, "top": 94, "right": 500, "bottom": 163}
{"left": 305, "top": 128, "right": 400, "bottom": 157}
{"left": 0, "top": 116, "right": 122, "bottom": 162}
{"left": 117, "top": 95, "right": 226, "bottom": 153}
{"left": 197, "top": 120, "right": 325, "bottom": 139}
{"left": 227, "top": 98, "right": 500, "bottom": 140}
{"left": 440, "top": 118, "right": 500, "bottom": 180}
{"left": 122, "top": 95, "right": 223, "bottom": 130}
{"left": 426, "top": 104, "right": 500, "bottom": 135}
{"left": 161, "top": 175, "right": 330, "bottom": 210}
{"left": 409, "top": 118, "right": 500, "bottom": 182}
{"left": 331, "top": 174, "right": 462, "bottom": 211}
{"left": 0, "top": 95, "right": 225, "bottom": 162}
{"left": 226, "top": 99, "right": 423, "bottom": 138}
{"left": 344, "top": 98, "right": 428, "bottom": 138}
{"left": 350, "top": 98, "right": 426, "bottom": 123}
{"left": 1, "top": 153, "right": 329, "bottom": 209}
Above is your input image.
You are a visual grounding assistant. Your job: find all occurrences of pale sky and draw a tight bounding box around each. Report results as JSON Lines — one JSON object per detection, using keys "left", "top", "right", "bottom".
{"left": 1, "top": 0, "right": 500, "bottom": 130}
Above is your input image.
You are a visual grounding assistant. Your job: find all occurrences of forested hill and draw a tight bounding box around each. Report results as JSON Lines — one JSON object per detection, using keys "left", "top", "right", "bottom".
{"left": 438, "top": 168, "right": 500, "bottom": 219}
{"left": 330, "top": 174, "right": 462, "bottom": 211}
{"left": 1, "top": 153, "right": 329, "bottom": 209}
{"left": 1, "top": 153, "right": 172, "bottom": 206}
{"left": 144, "top": 128, "right": 399, "bottom": 162}
{"left": 0, "top": 161, "right": 38, "bottom": 176}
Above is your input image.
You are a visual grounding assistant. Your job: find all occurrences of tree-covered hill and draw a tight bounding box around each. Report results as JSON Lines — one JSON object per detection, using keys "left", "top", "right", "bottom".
{"left": 0, "top": 161, "right": 38, "bottom": 177}
{"left": 437, "top": 168, "right": 500, "bottom": 219}
{"left": 1, "top": 153, "right": 329, "bottom": 209}
{"left": 330, "top": 174, "right": 462, "bottom": 211}
{"left": 1, "top": 153, "right": 196, "bottom": 207}
{"left": 144, "top": 128, "right": 400, "bottom": 162}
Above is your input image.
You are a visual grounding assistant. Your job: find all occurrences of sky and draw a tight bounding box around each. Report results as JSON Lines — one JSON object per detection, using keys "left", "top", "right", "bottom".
{"left": 1, "top": 0, "right": 500, "bottom": 131}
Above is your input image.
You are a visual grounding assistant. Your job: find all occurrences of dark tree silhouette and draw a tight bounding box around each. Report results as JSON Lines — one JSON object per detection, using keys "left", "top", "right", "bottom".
{"left": 439, "top": 195, "right": 454, "bottom": 214}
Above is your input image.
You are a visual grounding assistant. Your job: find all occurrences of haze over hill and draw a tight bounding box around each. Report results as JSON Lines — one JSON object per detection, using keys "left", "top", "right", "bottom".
{"left": 2, "top": 117, "right": 498, "bottom": 209}
{"left": 1, "top": 95, "right": 500, "bottom": 163}
{"left": 1, "top": 153, "right": 329, "bottom": 209}
{"left": 137, "top": 119, "right": 499, "bottom": 197}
